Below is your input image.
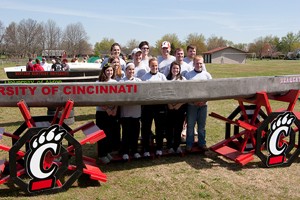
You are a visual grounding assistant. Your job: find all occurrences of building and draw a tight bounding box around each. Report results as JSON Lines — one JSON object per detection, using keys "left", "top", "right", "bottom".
{"left": 203, "top": 46, "right": 248, "bottom": 64}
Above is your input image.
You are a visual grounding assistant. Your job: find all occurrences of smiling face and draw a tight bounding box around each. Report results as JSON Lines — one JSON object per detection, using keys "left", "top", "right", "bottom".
{"left": 171, "top": 64, "right": 180, "bottom": 77}
{"left": 105, "top": 66, "right": 114, "bottom": 80}
{"left": 149, "top": 59, "right": 158, "bottom": 74}
{"left": 175, "top": 49, "right": 184, "bottom": 62}
{"left": 125, "top": 64, "right": 135, "bottom": 79}
{"left": 194, "top": 57, "right": 204, "bottom": 72}
{"left": 187, "top": 47, "right": 196, "bottom": 59}
{"left": 141, "top": 45, "right": 149, "bottom": 56}
{"left": 112, "top": 57, "right": 120, "bottom": 69}
{"left": 133, "top": 51, "right": 142, "bottom": 64}
{"left": 111, "top": 45, "right": 121, "bottom": 57}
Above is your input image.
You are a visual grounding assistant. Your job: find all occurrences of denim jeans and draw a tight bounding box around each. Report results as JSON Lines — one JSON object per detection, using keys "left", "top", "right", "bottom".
{"left": 186, "top": 104, "right": 207, "bottom": 148}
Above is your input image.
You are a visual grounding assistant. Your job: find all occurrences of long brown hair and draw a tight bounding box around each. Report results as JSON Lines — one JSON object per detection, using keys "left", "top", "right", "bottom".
{"left": 108, "top": 56, "right": 122, "bottom": 79}
{"left": 98, "top": 63, "right": 116, "bottom": 82}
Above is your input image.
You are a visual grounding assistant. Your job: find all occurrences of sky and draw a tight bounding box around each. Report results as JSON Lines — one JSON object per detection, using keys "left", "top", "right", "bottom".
{"left": 1, "top": 0, "right": 300, "bottom": 47}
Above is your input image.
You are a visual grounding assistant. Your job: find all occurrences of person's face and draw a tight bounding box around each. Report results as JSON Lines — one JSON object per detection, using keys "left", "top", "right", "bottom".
{"left": 149, "top": 60, "right": 158, "bottom": 73}
{"left": 194, "top": 58, "right": 204, "bottom": 71}
{"left": 112, "top": 58, "right": 120, "bottom": 69}
{"left": 161, "top": 47, "right": 170, "bottom": 56}
{"left": 141, "top": 45, "right": 149, "bottom": 55}
{"left": 111, "top": 45, "right": 121, "bottom": 57}
{"left": 175, "top": 50, "right": 184, "bottom": 62}
{"left": 171, "top": 64, "right": 180, "bottom": 77}
{"left": 134, "top": 52, "right": 142, "bottom": 63}
{"left": 187, "top": 48, "right": 196, "bottom": 58}
{"left": 105, "top": 67, "right": 114, "bottom": 79}
{"left": 126, "top": 65, "right": 135, "bottom": 78}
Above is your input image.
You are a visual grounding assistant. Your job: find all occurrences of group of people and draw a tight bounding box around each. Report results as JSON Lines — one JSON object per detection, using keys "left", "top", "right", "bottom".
{"left": 25, "top": 57, "right": 71, "bottom": 72}
{"left": 96, "top": 41, "right": 212, "bottom": 164}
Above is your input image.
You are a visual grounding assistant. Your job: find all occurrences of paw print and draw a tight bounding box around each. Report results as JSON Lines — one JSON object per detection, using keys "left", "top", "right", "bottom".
{"left": 271, "top": 112, "right": 295, "bottom": 131}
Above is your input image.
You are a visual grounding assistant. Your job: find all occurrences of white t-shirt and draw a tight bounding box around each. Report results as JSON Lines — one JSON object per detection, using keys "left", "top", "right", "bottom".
{"left": 119, "top": 77, "right": 142, "bottom": 118}
{"left": 134, "top": 63, "right": 149, "bottom": 79}
{"left": 185, "top": 69, "right": 212, "bottom": 81}
{"left": 141, "top": 72, "right": 167, "bottom": 81}
{"left": 157, "top": 55, "right": 176, "bottom": 74}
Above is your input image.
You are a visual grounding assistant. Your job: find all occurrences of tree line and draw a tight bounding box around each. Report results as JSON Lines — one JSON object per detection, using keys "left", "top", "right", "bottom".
{"left": 1, "top": 18, "right": 300, "bottom": 59}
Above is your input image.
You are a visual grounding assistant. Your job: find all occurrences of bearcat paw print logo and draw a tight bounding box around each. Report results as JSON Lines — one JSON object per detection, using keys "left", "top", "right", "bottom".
{"left": 27, "top": 125, "right": 67, "bottom": 180}
{"left": 268, "top": 112, "right": 295, "bottom": 156}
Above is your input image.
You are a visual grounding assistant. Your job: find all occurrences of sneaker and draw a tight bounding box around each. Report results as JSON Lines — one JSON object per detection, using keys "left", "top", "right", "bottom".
{"left": 143, "top": 152, "right": 150, "bottom": 157}
{"left": 176, "top": 146, "right": 183, "bottom": 154}
{"left": 99, "top": 156, "right": 110, "bottom": 164}
{"left": 107, "top": 153, "right": 113, "bottom": 161}
{"left": 199, "top": 145, "right": 208, "bottom": 151}
{"left": 122, "top": 154, "right": 129, "bottom": 160}
{"left": 133, "top": 153, "right": 141, "bottom": 159}
{"left": 156, "top": 150, "right": 162, "bottom": 156}
{"left": 168, "top": 148, "right": 175, "bottom": 154}
{"left": 186, "top": 146, "right": 192, "bottom": 152}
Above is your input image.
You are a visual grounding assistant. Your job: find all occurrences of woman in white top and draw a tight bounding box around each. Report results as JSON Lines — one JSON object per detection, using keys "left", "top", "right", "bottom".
{"left": 119, "top": 63, "right": 142, "bottom": 160}
{"left": 96, "top": 63, "right": 120, "bottom": 164}
{"left": 141, "top": 57, "right": 167, "bottom": 157}
{"left": 165, "top": 61, "right": 187, "bottom": 154}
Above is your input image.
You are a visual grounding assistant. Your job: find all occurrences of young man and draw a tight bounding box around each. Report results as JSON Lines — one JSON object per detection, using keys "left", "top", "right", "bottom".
{"left": 185, "top": 55, "right": 212, "bottom": 152}
{"left": 157, "top": 41, "right": 176, "bottom": 74}
{"left": 183, "top": 45, "right": 207, "bottom": 71}
{"left": 163, "top": 47, "right": 192, "bottom": 77}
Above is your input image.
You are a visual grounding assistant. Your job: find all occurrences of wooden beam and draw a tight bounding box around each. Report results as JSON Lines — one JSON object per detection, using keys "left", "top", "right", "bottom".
{"left": 0, "top": 75, "right": 299, "bottom": 107}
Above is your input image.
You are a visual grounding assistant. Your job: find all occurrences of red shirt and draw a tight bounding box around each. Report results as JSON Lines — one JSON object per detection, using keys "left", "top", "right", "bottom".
{"left": 32, "top": 64, "right": 45, "bottom": 71}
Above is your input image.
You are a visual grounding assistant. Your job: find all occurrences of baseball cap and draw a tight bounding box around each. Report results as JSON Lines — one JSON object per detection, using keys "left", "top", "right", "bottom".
{"left": 131, "top": 48, "right": 142, "bottom": 55}
{"left": 161, "top": 41, "right": 170, "bottom": 49}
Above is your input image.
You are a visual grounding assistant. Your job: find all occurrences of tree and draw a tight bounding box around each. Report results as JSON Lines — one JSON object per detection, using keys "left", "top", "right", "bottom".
{"left": 206, "top": 35, "right": 228, "bottom": 50}
{"left": 280, "top": 32, "right": 300, "bottom": 54}
{"left": 94, "top": 37, "right": 115, "bottom": 57}
{"left": 61, "top": 22, "right": 90, "bottom": 57}
{"left": 42, "top": 19, "right": 62, "bottom": 51}
{"left": 185, "top": 33, "right": 207, "bottom": 54}
{"left": 3, "top": 22, "right": 20, "bottom": 57}
{"left": 154, "top": 33, "right": 182, "bottom": 56}
{"left": 124, "top": 39, "right": 140, "bottom": 55}
{"left": 0, "top": 20, "right": 5, "bottom": 55}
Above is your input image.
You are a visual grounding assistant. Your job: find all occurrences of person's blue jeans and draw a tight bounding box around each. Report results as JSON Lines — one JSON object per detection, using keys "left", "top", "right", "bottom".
{"left": 186, "top": 104, "right": 207, "bottom": 148}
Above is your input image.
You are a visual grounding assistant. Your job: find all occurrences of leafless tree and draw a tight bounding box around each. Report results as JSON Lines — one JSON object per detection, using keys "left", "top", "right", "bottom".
{"left": 61, "top": 22, "right": 90, "bottom": 57}
{"left": 0, "top": 20, "right": 5, "bottom": 55}
{"left": 42, "top": 19, "right": 62, "bottom": 51}
{"left": 3, "top": 22, "right": 20, "bottom": 57}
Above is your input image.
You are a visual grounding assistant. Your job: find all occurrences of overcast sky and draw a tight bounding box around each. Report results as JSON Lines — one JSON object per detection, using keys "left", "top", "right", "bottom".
{"left": 1, "top": 0, "right": 299, "bottom": 47}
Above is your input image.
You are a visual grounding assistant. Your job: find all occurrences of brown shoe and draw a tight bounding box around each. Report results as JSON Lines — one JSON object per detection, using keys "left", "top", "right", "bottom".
{"left": 199, "top": 145, "right": 209, "bottom": 151}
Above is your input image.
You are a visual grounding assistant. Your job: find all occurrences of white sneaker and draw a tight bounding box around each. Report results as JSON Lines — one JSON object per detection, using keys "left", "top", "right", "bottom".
{"left": 143, "top": 152, "right": 150, "bottom": 157}
{"left": 99, "top": 156, "right": 110, "bottom": 164}
{"left": 122, "top": 154, "right": 129, "bottom": 160}
{"left": 133, "top": 153, "right": 141, "bottom": 159}
{"left": 107, "top": 153, "right": 113, "bottom": 161}
{"left": 156, "top": 150, "right": 162, "bottom": 156}
{"left": 168, "top": 148, "right": 175, "bottom": 154}
{"left": 176, "top": 146, "right": 183, "bottom": 154}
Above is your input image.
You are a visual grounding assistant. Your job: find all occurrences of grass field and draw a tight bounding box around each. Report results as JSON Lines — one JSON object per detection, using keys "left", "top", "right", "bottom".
{"left": 0, "top": 60, "right": 300, "bottom": 199}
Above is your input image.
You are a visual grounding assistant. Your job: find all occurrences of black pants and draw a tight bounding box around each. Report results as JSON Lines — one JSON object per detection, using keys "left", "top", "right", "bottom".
{"left": 141, "top": 104, "right": 167, "bottom": 152}
{"left": 96, "top": 111, "right": 120, "bottom": 157}
{"left": 120, "top": 117, "right": 140, "bottom": 155}
{"left": 166, "top": 104, "right": 187, "bottom": 150}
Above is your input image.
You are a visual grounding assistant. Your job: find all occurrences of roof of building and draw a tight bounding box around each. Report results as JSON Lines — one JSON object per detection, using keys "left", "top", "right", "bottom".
{"left": 203, "top": 46, "right": 247, "bottom": 54}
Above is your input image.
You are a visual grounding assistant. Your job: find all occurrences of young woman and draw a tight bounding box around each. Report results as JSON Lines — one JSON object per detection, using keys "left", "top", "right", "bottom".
{"left": 119, "top": 63, "right": 142, "bottom": 160}
{"left": 165, "top": 61, "right": 186, "bottom": 154}
{"left": 141, "top": 57, "right": 167, "bottom": 157}
{"left": 96, "top": 63, "right": 119, "bottom": 164}
{"left": 108, "top": 56, "right": 125, "bottom": 81}
{"left": 101, "top": 43, "right": 126, "bottom": 71}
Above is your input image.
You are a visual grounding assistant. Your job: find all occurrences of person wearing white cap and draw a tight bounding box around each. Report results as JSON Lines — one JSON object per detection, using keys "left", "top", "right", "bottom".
{"left": 131, "top": 48, "right": 149, "bottom": 79}
{"left": 119, "top": 63, "right": 142, "bottom": 161}
{"left": 141, "top": 57, "right": 167, "bottom": 157}
{"left": 157, "top": 41, "right": 176, "bottom": 74}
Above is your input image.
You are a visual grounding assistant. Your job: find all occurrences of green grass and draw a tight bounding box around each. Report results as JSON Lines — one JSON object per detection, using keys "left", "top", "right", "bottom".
{"left": 0, "top": 59, "right": 300, "bottom": 199}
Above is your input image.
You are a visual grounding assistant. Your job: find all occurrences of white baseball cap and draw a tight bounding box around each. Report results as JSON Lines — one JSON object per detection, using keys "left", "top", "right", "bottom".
{"left": 131, "top": 48, "right": 142, "bottom": 55}
{"left": 161, "top": 41, "right": 171, "bottom": 49}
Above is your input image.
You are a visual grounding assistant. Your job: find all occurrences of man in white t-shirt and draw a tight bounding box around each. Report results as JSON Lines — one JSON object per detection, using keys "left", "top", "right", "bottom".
{"left": 157, "top": 41, "right": 176, "bottom": 74}
{"left": 164, "top": 47, "right": 192, "bottom": 77}
{"left": 183, "top": 44, "right": 207, "bottom": 71}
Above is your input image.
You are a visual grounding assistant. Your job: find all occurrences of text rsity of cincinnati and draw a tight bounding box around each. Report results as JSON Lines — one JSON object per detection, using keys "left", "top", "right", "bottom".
{"left": 0, "top": 84, "right": 138, "bottom": 96}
